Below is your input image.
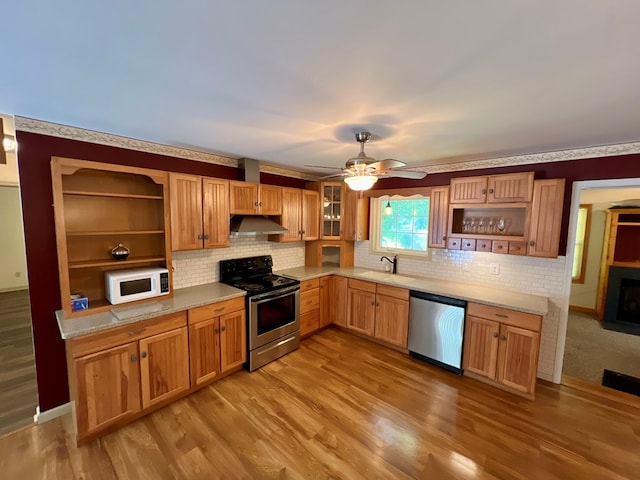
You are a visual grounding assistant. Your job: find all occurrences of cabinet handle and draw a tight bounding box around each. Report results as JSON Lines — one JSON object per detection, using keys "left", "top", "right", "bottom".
{"left": 221, "top": 325, "right": 226, "bottom": 332}
{"left": 197, "top": 234, "right": 203, "bottom": 240}
{"left": 481, "top": 189, "right": 487, "bottom": 195}
{"left": 259, "top": 202, "right": 263, "bottom": 207}
{"left": 254, "top": 202, "right": 259, "bottom": 206}
{"left": 214, "top": 327, "right": 219, "bottom": 333}
{"left": 301, "top": 230, "right": 305, "bottom": 235}
{"left": 492, "top": 332, "right": 499, "bottom": 338}
{"left": 494, "top": 313, "right": 509, "bottom": 319}
{"left": 214, "top": 307, "right": 224, "bottom": 313}
{"left": 141, "top": 351, "right": 147, "bottom": 359}
{"left": 204, "top": 234, "right": 210, "bottom": 240}
{"left": 500, "top": 335, "right": 507, "bottom": 341}
{"left": 376, "top": 302, "right": 380, "bottom": 307}
{"left": 529, "top": 240, "right": 536, "bottom": 246}
{"left": 497, "top": 245, "right": 503, "bottom": 250}
{"left": 465, "top": 243, "right": 471, "bottom": 247}
{"left": 131, "top": 355, "right": 137, "bottom": 362}
{"left": 128, "top": 328, "right": 146, "bottom": 336}
{"left": 489, "top": 188, "right": 494, "bottom": 194}
{"left": 371, "top": 301, "right": 375, "bottom": 306}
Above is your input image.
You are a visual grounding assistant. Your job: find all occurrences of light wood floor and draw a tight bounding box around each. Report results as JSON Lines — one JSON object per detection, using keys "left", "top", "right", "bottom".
{"left": 2, "top": 327, "right": 639, "bottom": 479}
{"left": 0, "top": 289, "right": 38, "bottom": 436}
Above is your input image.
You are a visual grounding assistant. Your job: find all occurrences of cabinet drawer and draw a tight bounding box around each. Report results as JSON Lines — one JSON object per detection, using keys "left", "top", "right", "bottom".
{"left": 467, "top": 302, "right": 541, "bottom": 332}
{"left": 508, "top": 241, "right": 527, "bottom": 256}
{"left": 348, "top": 278, "right": 377, "bottom": 293}
{"left": 300, "top": 288, "right": 320, "bottom": 314}
{"left": 70, "top": 311, "right": 187, "bottom": 358}
{"left": 376, "top": 283, "right": 409, "bottom": 301}
{"left": 188, "top": 297, "right": 245, "bottom": 324}
{"left": 300, "top": 309, "right": 320, "bottom": 336}
{"left": 300, "top": 278, "right": 320, "bottom": 292}
{"left": 475, "top": 240, "right": 492, "bottom": 252}
{"left": 461, "top": 239, "right": 476, "bottom": 251}
{"left": 491, "top": 240, "right": 508, "bottom": 254}
{"left": 446, "top": 237, "right": 461, "bottom": 250}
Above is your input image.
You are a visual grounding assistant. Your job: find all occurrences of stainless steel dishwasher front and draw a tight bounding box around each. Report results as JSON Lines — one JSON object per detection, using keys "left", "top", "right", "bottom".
{"left": 408, "top": 290, "right": 466, "bottom": 374}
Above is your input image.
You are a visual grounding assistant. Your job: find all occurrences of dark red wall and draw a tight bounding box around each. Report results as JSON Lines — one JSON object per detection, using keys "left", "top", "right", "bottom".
{"left": 375, "top": 154, "right": 640, "bottom": 255}
{"left": 14, "top": 131, "right": 304, "bottom": 411}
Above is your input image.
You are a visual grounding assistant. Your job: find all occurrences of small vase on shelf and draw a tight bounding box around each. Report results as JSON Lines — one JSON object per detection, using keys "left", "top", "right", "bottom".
{"left": 111, "top": 243, "right": 130, "bottom": 260}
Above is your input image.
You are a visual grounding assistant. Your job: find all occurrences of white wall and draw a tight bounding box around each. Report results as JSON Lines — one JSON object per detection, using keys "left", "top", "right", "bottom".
{"left": 172, "top": 236, "right": 306, "bottom": 288}
{"left": 569, "top": 210, "right": 605, "bottom": 309}
{"left": 354, "top": 241, "right": 566, "bottom": 381}
{"left": 0, "top": 185, "right": 29, "bottom": 291}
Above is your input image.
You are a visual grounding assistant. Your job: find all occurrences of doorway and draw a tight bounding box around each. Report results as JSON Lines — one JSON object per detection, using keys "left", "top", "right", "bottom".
{"left": 0, "top": 113, "right": 38, "bottom": 436}
{"left": 557, "top": 179, "right": 640, "bottom": 392}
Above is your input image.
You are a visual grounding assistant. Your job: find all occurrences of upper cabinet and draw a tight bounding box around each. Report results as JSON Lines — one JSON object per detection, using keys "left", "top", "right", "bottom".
{"left": 450, "top": 172, "right": 534, "bottom": 204}
{"left": 51, "top": 157, "right": 172, "bottom": 317}
{"left": 229, "top": 181, "right": 282, "bottom": 215}
{"left": 306, "top": 181, "right": 368, "bottom": 241}
{"left": 428, "top": 186, "right": 449, "bottom": 248}
{"left": 439, "top": 172, "right": 564, "bottom": 258}
{"left": 269, "top": 187, "right": 319, "bottom": 242}
{"left": 169, "top": 174, "right": 230, "bottom": 251}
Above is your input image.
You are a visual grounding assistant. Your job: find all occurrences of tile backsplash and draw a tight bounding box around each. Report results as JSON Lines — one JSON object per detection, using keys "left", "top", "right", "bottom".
{"left": 355, "top": 241, "right": 567, "bottom": 381}
{"left": 172, "top": 236, "right": 305, "bottom": 288}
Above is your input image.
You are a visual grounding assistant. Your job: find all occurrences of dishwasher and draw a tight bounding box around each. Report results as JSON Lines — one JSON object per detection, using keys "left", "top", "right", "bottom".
{"left": 408, "top": 290, "right": 466, "bottom": 374}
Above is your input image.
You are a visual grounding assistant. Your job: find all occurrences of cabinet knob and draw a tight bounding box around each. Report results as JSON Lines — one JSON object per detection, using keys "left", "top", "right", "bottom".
{"left": 221, "top": 325, "right": 226, "bottom": 332}
{"left": 128, "top": 328, "right": 146, "bottom": 336}
{"left": 197, "top": 234, "right": 203, "bottom": 240}
{"left": 301, "top": 230, "right": 305, "bottom": 235}
{"left": 481, "top": 189, "right": 487, "bottom": 195}
{"left": 214, "top": 327, "right": 219, "bottom": 333}
{"left": 492, "top": 332, "right": 499, "bottom": 338}
{"left": 371, "top": 301, "right": 375, "bottom": 306}
{"left": 204, "top": 234, "right": 210, "bottom": 240}
{"left": 500, "top": 335, "right": 506, "bottom": 341}
{"left": 141, "top": 351, "right": 147, "bottom": 359}
{"left": 489, "top": 188, "right": 494, "bottom": 194}
{"left": 214, "top": 307, "right": 224, "bottom": 313}
{"left": 131, "top": 355, "right": 137, "bottom": 362}
{"left": 529, "top": 240, "right": 536, "bottom": 246}
{"left": 254, "top": 202, "right": 259, "bottom": 207}
{"left": 259, "top": 202, "right": 263, "bottom": 207}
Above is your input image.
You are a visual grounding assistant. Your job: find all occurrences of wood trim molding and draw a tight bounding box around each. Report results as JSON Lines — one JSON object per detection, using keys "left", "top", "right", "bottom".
{"left": 568, "top": 305, "right": 598, "bottom": 316}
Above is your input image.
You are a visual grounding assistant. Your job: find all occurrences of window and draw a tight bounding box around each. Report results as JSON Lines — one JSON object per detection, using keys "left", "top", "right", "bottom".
{"left": 572, "top": 204, "right": 591, "bottom": 283}
{"left": 370, "top": 195, "right": 430, "bottom": 257}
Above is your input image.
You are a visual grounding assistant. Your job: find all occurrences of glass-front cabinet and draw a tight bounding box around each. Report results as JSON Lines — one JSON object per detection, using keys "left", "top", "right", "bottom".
{"left": 322, "top": 183, "right": 343, "bottom": 239}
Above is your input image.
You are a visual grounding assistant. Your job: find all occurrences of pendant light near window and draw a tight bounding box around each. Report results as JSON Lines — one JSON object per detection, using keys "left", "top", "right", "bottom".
{"left": 384, "top": 200, "right": 393, "bottom": 215}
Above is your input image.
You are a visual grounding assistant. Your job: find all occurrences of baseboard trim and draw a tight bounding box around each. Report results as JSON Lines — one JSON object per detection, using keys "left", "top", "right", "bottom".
{"left": 569, "top": 305, "right": 597, "bottom": 315}
{"left": 34, "top": 403, "right": 71, "bottom": 424}
{"left": 0, "top": 286, "right": 29, "bottom": 294}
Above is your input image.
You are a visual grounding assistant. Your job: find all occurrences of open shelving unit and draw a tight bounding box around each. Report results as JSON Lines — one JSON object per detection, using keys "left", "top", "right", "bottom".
{"left": 51, "top": 157, "right": 173, "bottom": 317}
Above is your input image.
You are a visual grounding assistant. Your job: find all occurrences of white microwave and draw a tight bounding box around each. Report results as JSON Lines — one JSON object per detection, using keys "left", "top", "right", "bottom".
{"left": 105, "top": 267, "right": 170, "bottom": 305}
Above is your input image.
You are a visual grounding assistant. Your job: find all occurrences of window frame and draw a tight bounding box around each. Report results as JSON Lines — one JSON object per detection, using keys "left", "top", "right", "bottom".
{"left": 369, "top": 194, "right": 431, "bottom": 259}
{"left": 572, "top": 204, "right": 592, "bottom": 284}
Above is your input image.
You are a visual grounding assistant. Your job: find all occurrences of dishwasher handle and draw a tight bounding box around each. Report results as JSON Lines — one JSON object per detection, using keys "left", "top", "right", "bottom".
{"left": 409, "top": 290, "right": 466, "bottom": 309}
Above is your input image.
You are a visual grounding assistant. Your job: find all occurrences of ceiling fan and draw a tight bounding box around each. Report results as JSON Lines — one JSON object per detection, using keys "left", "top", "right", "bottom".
{"left": 307, "top": 131, "right": 426, "bottom": 191}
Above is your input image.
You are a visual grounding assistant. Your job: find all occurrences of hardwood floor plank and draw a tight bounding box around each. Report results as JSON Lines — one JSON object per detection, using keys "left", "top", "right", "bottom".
{"left": 0, "top": 327, "right": 639, "bottom": 479}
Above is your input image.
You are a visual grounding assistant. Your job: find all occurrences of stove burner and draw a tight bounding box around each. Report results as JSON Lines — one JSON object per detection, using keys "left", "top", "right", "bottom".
{"left": 234, "top": 282, "right": 265, "bottom": 291}
{"left": 262, "top": 274, "right": 279, "bottom": 281}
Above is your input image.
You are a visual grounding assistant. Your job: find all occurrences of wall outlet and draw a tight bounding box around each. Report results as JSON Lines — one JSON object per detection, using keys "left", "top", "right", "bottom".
{"left": 489, "top": 263, "right": 500, "bottom": 275}
{"left": 462, "top": 262, "right": 471, "bottom": 272}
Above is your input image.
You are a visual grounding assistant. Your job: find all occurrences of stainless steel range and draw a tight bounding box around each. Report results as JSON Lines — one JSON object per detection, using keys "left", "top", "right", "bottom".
{"left": 220, "top": 255, "right": 300, "bottom": 371}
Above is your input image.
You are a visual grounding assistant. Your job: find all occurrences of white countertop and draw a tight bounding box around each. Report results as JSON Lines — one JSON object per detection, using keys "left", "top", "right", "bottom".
{"left": 56, "top": 282, "right": 246, "bottom": 339}
{"left": 277, "top": 266, "right": 548, "bottom": 316}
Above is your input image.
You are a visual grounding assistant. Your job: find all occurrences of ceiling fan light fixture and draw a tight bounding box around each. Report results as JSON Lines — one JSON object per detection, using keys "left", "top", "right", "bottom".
{"left": 344, "top": 175, "right": 378, "bottom": 191}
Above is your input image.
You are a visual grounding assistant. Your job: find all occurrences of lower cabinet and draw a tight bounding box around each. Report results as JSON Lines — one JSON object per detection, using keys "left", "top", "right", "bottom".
{"left": 346, "top": 279, "right": 409, "bottom": 348}
{"left": 69, "top": 312, "right": 189, "bottom": 442}
{"left": 188, "top": 297, "right": 246, "bottom": 386}
{"left": 331, "top": 276, "right": 348, "bottom": 327}
{"left": 462, "top": 302, "right": 541, "bottom": 396}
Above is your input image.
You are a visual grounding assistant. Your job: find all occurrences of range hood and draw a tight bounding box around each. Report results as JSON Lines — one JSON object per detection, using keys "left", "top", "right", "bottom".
{"left": 229, "top": 158, "right": 288, "bottom": 236}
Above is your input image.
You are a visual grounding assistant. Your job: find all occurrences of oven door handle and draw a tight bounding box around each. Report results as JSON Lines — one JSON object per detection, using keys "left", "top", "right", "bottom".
{"left": 251, "top": 286, "right": 300, "bottom": 304}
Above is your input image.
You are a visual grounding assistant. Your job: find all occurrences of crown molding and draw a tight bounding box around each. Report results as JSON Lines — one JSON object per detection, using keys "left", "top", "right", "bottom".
{"left": 411, "top": 141, "right": 640, "bottom": 175}
{"left": 15, "top": 116, "right": 639, "bottom": 179}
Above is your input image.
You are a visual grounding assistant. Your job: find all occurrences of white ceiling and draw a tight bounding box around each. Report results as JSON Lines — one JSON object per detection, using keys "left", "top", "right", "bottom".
{"left": 3, "top": 1, "right": 640, "bottom": 174}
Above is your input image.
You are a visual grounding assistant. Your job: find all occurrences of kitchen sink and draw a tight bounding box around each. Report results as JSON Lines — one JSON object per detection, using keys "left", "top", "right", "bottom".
{"left": 357, "top": 271, "right": 417, "bottom": 286}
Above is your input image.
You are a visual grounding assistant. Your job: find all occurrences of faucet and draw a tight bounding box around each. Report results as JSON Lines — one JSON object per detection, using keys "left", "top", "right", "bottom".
{"left": 380, "top": 255, "right": 397, "bottom": 274}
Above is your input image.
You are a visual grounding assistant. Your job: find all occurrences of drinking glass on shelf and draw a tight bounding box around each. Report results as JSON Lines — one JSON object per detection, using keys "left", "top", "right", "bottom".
{"left": 487, "top": 217, "right": 495, "bottom": 233}
{"left": 496, "top": 217, "right": 505, "bottom": 233}
{"left": 462, "top": 217, "right": 469, "bottom": 233}
{"left": 468, "top": 217, "right": 476, "bottom": 233}
{"left": 478, "top": 217, "right": 485, "bottom": 233}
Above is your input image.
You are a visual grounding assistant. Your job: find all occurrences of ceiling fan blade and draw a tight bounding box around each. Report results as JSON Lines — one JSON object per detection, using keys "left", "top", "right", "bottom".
{"left": 315, "top": 172, "right": 349, "bottom": 181}
{"left": 369, "top": 159, "right": 406, "bottom": 171}
{"left": 382, "top": 170, "right": 427, "bottom": 179}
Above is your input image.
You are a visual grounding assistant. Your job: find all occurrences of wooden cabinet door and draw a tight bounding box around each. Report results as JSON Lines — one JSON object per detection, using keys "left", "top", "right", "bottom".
{"left": 169, "top": 173, "right": 203, "bottom": 251}
{"left": 279, "top": 188, "right": 302, "bottom": 242}
{"left": 450, "top": 176, "right": 488, "bottom": 204}
{"left": 374, "top": 294, "right": 409, "bottom": 347}
{"left": 347, "top": 287, "right": 376, "bottom": 336}
{"left": 331, "top": 276, "right": 348, "bottom": 327}
{"left": 527, "top": 178, "right": 565, "bottom": 258}
{"left": 428, "top": 186, "right": 449, "bottom": 248}
{"left": 462, "top": 316, "right": 499, "bottom": 379}
{"left": 301, "top": 189, "right": 320, "bottom": 240}
{"left": 189, "top": 318, "right": 220, "bottom": 386}
{"left": 259, "top": 184, "right": 282, "bottom": 215}
{"left": 229, "top": 181, "right": 259, "bottom": 214}
{"left": 202, "top": 177, "right": 230, "bottom": 248}
{"left": 342, "top": 187, "right": 358, "bottom": 241}
{"left": 139, "top": 327, "right": 190, "bottom": 409}
{"left": 319, "top": 276, "right": 332, "bottom": 327}
{"left": 219, "top": 309, "right": 246, "bottom": 373}
{"left": 487, "top": 172, "right": 534, "bottom": 203}
{"left": 496, "top": 324, "right": 540, "bottom": 395}
{"left": 74, "top": 342, "right": 141, "bottom": 438}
